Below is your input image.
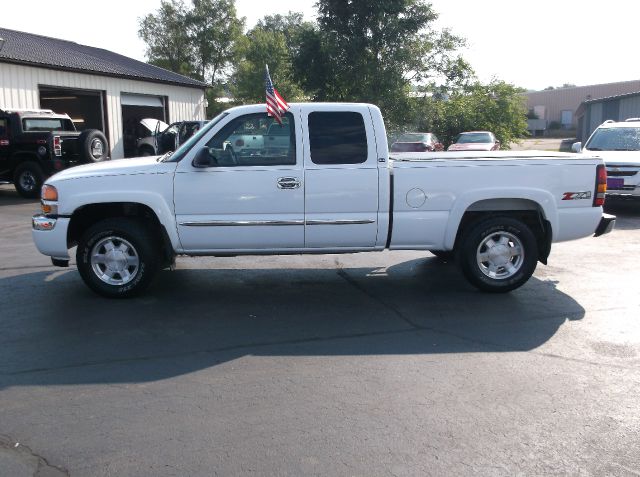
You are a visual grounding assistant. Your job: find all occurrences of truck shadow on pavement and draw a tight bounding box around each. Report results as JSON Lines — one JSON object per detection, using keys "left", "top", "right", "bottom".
{"left": 0, "top": 257, "right": 585, "bottom": 388}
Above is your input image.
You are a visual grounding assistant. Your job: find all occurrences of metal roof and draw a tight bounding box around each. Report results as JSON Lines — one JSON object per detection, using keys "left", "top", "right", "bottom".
{"left": 0, "top": 27, "right": 208, "bottom": 89}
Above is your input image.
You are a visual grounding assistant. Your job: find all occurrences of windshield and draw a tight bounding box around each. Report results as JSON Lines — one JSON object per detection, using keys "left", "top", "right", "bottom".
{"left": 22, "top": 118, "right": 75, "bottom": 132}
{"left": 166, "top": 113, "right": 228, "bottom": 162}
{"left": 585, "top": 127, "right": 640, "bottom": 151}
{"left": 397, "top": 133, "right": 429, "bottom": 142}
{"left": 455, "top": 132, "right": 493, "bottom": 144}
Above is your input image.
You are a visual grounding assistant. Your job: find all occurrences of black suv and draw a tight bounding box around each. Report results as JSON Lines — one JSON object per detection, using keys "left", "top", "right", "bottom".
{"left": 0, "top": 108, "right": 109, "bottom": 198}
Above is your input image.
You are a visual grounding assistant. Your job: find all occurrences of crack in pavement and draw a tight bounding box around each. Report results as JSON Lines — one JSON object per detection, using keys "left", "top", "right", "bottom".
{"left": 0, "top": 434, "right": 68, "bottom": 476}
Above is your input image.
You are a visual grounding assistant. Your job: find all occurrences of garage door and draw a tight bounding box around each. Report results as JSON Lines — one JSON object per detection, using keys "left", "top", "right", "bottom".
{"left": 121, "top": 94, "right": 167, "bottom": 158}
{"left": 39, "top": 86, "right": 106, "bottom": 132}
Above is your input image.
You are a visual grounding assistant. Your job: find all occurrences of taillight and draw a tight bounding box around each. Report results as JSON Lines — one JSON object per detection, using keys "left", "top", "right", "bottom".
{"left": 594, "top": 164, "right": 607, "bottom": 207}
{"left": 53, "top": 136, "right": 62, "bottom": 156}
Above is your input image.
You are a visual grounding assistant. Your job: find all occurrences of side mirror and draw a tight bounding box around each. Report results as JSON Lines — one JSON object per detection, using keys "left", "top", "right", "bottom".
{"left": 571, "top": 142, "right": 582, "bottom": 153}
{"left": 192, "top": 147, "right": 214, "bottom": 168}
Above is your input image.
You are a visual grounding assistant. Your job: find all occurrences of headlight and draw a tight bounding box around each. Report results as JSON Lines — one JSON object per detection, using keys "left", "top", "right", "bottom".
{"left": 41, "top": 184, "right": 58, "bottom": 215}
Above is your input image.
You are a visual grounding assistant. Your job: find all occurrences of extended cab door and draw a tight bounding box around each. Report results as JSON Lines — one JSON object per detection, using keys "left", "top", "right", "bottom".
{"left": 173, "top": 109, "right": 304, "bottom": 252}
{"left": 302, "top": 105, "right": 380, "bottom": 249}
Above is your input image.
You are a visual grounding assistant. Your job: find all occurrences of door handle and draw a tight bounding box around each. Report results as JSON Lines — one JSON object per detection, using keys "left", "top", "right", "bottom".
{"left": 277, "top": 177, "right": 301, "bottom": 189}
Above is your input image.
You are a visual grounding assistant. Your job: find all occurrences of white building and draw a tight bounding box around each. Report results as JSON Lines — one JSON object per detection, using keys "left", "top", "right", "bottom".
{"left": 0, "top": 27, "right": 207, "bottom": 159}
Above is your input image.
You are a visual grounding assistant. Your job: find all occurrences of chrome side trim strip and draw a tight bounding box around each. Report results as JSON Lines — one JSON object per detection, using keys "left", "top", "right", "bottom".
{"left": 306, "top": 219, "right": 375, "bottom": 225}
{"left": 179, "top": 219, "right": 376, "bottom": 227}
{"left": 180, "top": 220, "right": 304, "bottom": 227}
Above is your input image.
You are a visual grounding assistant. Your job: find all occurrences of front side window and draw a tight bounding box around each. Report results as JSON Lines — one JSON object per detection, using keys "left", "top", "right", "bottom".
{"left": 203, "top": 113, "right": 296, "bottom": 167}
{"left": 22, "top": 118, "right": 74, "bottom": 132}
{"left": 308, "top": 112, "right": 368, "bottom": 165}
{"left": 585, "top": 127, "right": 640, "bottom": 151}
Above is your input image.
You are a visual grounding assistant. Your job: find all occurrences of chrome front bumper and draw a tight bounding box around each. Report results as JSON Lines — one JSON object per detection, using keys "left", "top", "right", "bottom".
{"left": 32, "top": 214, "right": 71, "bottom": 260}
{"left": 32, "top": 215, "right": 57, "bottom": 231}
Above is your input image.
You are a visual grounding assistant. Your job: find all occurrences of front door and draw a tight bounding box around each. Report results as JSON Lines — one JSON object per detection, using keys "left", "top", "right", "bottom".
{"left": 174, "top": 111, "right": 304, "bottom": 252}
{"left": 302, "top": 106, "right": 380, "bottom": 249}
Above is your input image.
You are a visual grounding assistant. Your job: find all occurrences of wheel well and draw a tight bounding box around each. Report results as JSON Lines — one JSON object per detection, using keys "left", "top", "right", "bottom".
{"left": 67, "top": 202, "right": 173, "bottom": 264}
{"left": 454, "top": 199, "right": 553, "bottom": 264}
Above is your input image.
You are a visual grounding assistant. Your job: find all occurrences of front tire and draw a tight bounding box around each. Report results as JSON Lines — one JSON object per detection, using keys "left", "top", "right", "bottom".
{"left": 14, "top": 162, "right": 44, "bottom": 198}
{"left": 458, "top": 217, "right": 538, "bottom": 293}
{"left": 76, "top": 218, "right": 160, "bottom": 298}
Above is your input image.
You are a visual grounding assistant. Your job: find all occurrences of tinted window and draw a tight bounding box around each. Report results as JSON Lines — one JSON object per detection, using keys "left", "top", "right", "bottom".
{"left": 22, "top": 118, "right": 74, "bottom": 132}
{"left": 585, "top": 127, "right": 640, "bottom": 151}
{"left": 203, "top": 112, "right": 295, "bottom": 167}
{"left": 308, "top": 112, "right": 368, "bottom": 165}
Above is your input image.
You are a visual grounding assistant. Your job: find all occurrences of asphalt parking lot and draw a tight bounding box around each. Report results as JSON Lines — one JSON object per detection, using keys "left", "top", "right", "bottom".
{"left": 0, "top": 183, "right": 639, "bottom": 476}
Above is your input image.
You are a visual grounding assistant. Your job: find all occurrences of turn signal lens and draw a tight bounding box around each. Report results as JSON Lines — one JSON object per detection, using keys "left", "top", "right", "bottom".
{"left": 594, "top": 164, "right": 607, "bottom": 207}
{"left": 41, "top": 185, "right": 58, "bottom": 201}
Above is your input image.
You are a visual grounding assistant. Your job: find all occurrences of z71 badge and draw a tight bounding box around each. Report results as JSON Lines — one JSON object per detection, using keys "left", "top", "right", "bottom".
{"left": 562, "top": 191, "right": 592, "bottom": 200}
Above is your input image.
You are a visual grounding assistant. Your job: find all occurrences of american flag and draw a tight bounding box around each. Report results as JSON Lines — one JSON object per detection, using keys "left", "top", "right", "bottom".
{"left": 265, "top": 65, "right": 289, "bottom": 124}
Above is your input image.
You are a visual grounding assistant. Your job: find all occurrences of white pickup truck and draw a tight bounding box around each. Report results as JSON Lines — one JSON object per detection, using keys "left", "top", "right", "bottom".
{"left": 32, "top": 103, "right": 615, "bottom": 297}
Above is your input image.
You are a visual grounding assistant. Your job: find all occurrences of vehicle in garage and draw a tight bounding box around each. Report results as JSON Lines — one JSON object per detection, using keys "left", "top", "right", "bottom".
{"left": 32, "top": 103, "right": 614, "bottom": 297}
{"left": 136, "top": 119, "right": 207, "bottom": 156}
{"left": 0, "top": 108, "right": 109, "bottom": 198}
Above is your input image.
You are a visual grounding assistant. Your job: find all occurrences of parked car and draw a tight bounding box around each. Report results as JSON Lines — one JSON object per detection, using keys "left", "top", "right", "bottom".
{"left": 0, "top": 108, "right": 109, "bottom": 198}
{"left": 390, "top": 132, "right": 443, "bottom": 152}
{"left": 572, "top": 119, "right": 640, "bottom": 198}
{"left": 32, "top": 102, "right": 614, "bottom": 298}
{"left": 447, "top": 131, "right": 500, "bottom": 151}
{"left": 136, "top": 119, "right": 207, "bottom": 156}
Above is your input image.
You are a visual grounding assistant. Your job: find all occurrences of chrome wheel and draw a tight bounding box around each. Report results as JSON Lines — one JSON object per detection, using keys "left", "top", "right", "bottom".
{"left": 90, "top": 236, "right": 140, "bottom": 286}
{"left": 90, "top": 138, "right": 104, "bottom": 159}
{"left": 19, "top": 170, "right": 37, "bottom": 192}
{"left": 476, "top": 231, "right": 524, "bottom": 280}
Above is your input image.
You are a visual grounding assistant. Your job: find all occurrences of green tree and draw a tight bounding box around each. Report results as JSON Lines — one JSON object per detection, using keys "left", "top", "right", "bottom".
{"left": 187, "top": 0, "right": 244, "bottom": 84}
{"left": 138, "top": 0, "right": 194, "bottom": 77}
{"left": 409, "top": 81, "right": 529, "bottom": 149}
{"left": 231, "top": 24, "right": 305, "bottom": 103}
{"left": 294, "top": 0, "right": 471, "bottom": 125}
{"left": 139, "top": 0, "right": 244, "bottom": 84}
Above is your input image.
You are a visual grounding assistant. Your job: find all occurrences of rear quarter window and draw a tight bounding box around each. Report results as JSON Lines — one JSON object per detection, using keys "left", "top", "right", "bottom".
{"left": 308, "top": 112, "right": 368, "bottom": 165}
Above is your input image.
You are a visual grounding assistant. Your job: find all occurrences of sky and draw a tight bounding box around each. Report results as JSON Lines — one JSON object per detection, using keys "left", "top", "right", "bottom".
{"left": 1, "top": 0, "right": 639, "bottom": 91}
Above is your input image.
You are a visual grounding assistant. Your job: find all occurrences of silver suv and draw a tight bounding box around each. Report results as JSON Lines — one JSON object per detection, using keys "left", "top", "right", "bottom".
{"left": 573, "top": 119, "right": 640, "bottom": 198}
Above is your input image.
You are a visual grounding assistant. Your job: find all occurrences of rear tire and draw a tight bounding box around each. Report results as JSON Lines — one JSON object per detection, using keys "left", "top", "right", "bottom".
{"left": 76, "top": 218, "right": 160, "bottom": 298}
{"left": 13, "top": 162, "right": 44, "bottom": 198}
{"left": 458, "top": 217, "right": 538, "bottom": 293}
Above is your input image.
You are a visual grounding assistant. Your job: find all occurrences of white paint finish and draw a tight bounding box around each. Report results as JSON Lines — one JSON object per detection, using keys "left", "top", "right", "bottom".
{"left": 555, "top": 207, "right": 603, "bottom": 242}
{"left": 45, "top": 158, "right": 180, "bottom": 252}
{"left": 32, "top": 218, "right": 71, "bottom": 259}
{"left": 173, "top": 104, "right": 305, "bottom": 252}
{"left": 300, "top": 103, "right": 380, "bottom": 248}
{"left": 0, "top": 63, "right": 205, "bottom": 159}
{"left": 173, "top": 168, "right": 305, "bottom": 250}
{"left": 31, "top": 103, "right": 609, "bottom": 263}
